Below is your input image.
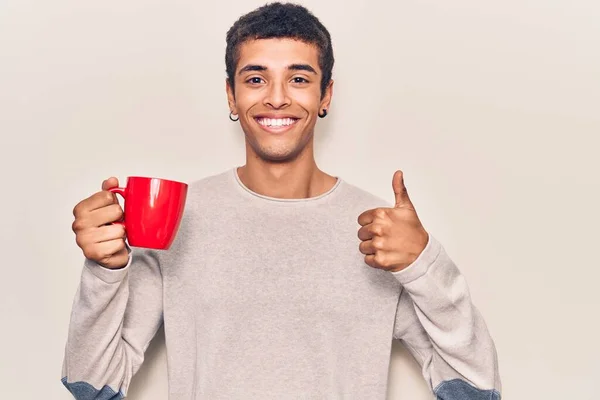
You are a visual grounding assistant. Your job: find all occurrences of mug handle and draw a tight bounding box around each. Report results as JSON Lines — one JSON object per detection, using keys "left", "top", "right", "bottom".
{"left": 108, "top": 187, "right": 126, "bottom": 226}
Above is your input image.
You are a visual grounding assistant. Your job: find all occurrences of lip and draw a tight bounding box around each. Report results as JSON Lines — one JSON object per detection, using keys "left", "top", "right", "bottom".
{"left": 253, "top": 115, "right": 300, "bottom": 134}
{"left": 254, "top": 113, "right": 300, "bottom": 119}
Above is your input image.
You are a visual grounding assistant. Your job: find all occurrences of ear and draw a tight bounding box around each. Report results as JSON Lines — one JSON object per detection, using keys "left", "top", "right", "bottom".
{"left": 319, "top": 79, "right": 334, "bottom": 112}
{"left": 226, "top": 79, "right": 237, "bottom": 115}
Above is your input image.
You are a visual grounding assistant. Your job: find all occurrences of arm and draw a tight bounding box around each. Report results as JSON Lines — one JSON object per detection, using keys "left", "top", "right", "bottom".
{"left": 60, "top": 248, "right": 163, "bottom": 399}
{"left": 391, "top": 235, "right": 502, "bottom": 399}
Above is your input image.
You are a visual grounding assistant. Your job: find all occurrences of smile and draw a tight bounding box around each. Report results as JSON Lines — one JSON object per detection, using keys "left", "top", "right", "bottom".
{"left": 254, "top": 117, "right": 299, "bottom": 133}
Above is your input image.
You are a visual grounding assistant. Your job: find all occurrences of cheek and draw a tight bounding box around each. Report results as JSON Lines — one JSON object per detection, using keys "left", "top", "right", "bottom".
{"left": 234, "top": 87, "right": 260, "bottom": 110}
{"left": 293, "top": 90, "right": 322, "bottom": 111}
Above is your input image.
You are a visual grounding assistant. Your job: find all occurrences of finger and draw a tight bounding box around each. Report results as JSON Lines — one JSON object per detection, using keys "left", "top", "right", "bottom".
{"left": 358, "top": 223, "right": 383, "bottom": 241}
{"left": 357, "top": 225, "right": 372, "bottom": 241}
{"left": 364, "top": 254, "right": 382, "bottom": 269}
{"left": 102, "top": 177, "right": 119, "bottom": 191}
{"left": 84, "top": 203, "right": 124, "bottom": 227}
{"left": 73, "top": 190, "right": 119, "bottom": 218}
{"left": 86, "top": 224, "right": 127, "bottom": 244}
{"left": 90, "top": 238, "right": 127, "bottom": 261}
{"left": 358, "top": 239, "right": 376, "bottom": 255}
{"left": 392, "top": 170, "right": 413, "bottom": 209}
{"left": 357, "top": 209, "right": 375, "bottom": 226}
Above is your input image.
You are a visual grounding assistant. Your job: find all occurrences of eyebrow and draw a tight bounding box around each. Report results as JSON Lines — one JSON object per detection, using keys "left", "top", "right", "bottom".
{"left": 288, "top": 64, "right": 317, "bottom": 74}
{"left": 238, "top": 63, "right": 318, "bottom": 75}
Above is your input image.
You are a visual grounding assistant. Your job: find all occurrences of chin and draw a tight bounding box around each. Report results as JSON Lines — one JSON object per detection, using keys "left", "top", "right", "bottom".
{"left": 252, "top": 144, "right": 305, "bottom": 163}
{"left": 257, "top": 150, "right": 300, "bottom": 163}
{"left": 243, "top": 124, "right": 313, "bottom": 163}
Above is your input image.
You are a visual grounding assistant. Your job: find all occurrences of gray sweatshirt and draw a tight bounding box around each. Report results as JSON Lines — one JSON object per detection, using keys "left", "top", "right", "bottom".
{"left": 61, "top": 167, "right": 502, "bottom": 399}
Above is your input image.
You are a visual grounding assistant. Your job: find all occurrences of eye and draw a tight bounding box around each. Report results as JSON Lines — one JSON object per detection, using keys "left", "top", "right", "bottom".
{"left": 246, "top": 77, "right": 265, "bottom": 85}
{"left": 292, "top": 77, "right": 309, "bottom": 84}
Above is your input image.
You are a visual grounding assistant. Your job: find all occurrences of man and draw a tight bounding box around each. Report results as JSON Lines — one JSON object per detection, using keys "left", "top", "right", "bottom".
{"left": 62, "top": 3, "right": 501, "bottom": 399}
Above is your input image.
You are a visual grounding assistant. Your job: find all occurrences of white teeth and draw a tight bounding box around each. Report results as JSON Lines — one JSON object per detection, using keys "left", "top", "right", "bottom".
{"left": 257, "top": 118, "right": 296, "bottom": 127}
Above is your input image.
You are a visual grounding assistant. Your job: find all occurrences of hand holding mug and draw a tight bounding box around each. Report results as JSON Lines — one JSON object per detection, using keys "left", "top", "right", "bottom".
{"left": 72, "top": 175, "right": 188, "bottom": 269}
{"left": 72, "top": 177, "right": 129, "bottom": 269}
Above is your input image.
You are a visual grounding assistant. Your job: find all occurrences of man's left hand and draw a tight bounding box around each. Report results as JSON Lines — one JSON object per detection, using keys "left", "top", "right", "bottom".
{"left": 357, "top": 170, "right": 429, "bottom": 273}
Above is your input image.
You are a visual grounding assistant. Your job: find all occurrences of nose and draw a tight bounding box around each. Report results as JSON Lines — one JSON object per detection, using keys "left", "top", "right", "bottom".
{"left": 263, "top": 80, "right": 291, "bottom": 109}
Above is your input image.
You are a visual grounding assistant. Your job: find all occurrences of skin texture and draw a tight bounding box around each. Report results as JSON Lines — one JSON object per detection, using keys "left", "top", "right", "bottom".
{"left": 226, "top": 38, "right": 337, "bottom": 200}
{"left": 72, "top": 177, "right": 128, "bottom": 269}
{"left": 357, "top": 170, "right": 429, "bottom": 272}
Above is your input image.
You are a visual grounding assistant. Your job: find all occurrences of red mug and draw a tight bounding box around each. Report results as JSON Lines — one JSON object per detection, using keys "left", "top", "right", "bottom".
{"left": 109, "top": 176, "right": 188, "bottom": 250}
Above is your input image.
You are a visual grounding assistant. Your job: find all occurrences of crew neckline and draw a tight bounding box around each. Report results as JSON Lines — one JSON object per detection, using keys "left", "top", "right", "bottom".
{"left": 231, "top": 166, "right": 343, "bottom": 204}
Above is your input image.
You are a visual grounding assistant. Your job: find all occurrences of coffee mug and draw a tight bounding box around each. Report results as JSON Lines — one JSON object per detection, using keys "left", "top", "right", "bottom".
{"left": 109, "top": 176, "right": 188, "bottom": 250}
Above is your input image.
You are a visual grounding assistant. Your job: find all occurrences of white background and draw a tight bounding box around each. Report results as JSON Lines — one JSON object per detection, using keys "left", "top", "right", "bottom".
{"left": 1, "top": 0, "right": 598, "bottom": 398}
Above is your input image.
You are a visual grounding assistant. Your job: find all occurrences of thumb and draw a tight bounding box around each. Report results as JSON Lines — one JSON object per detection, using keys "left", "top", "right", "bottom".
{"left": 392, "top": 170, "right": 412, "bottom": 208}
{"left": 102, "top": 177, "right": 120, "bottom": 191}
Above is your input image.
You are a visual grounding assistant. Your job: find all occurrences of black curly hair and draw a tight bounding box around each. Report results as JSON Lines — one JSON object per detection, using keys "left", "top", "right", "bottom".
{"left": 225, "top": 2, "right": 334, "bottom": 99}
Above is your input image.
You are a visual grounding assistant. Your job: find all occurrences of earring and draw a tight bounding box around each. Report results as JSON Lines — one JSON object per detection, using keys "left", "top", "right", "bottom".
{"left": 318, "top": 109, "right": 328, "bottom": 118}
{"left": 229, "top": 111, "right": 239, "bottom": 122}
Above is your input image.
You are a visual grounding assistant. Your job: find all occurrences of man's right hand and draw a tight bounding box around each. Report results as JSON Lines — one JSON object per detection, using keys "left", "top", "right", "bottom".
{"left": 72, "top": 177, "right": 129, "bottom": 269}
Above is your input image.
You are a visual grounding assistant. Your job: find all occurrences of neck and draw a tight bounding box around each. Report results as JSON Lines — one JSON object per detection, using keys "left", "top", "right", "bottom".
{"left": 238, "top": 143, "right": 337, "bottom": 200}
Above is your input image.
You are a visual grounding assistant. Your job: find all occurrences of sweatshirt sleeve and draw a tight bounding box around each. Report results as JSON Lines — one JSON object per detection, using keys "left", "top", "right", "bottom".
{"left": 390, "top": 235, "right": 502, "bottom": 399}
{"left": 60, "top": 247, "right": 164, "bottom": 399}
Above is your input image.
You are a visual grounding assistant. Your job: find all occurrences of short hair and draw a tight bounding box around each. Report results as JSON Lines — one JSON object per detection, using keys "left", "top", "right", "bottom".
{"left": 225, "top": 2, "right": 334, "bottom": 98}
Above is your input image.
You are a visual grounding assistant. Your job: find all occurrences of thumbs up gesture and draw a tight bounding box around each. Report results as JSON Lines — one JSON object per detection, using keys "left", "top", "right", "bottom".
{"left": 357, "top": 170, "right": 429, "bottom": 272}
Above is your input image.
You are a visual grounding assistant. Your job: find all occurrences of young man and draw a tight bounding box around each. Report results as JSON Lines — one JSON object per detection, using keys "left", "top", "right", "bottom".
{"left": 62, "top": 3, "right": 501, "bottom": 399}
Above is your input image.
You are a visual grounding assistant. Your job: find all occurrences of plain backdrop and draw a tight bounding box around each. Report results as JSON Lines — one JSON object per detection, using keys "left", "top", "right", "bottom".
{"left": 1, "top": 0, "right": 598, "bottom": 399}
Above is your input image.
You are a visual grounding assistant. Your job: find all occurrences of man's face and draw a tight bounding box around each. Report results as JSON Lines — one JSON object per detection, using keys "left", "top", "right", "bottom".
{"left": 227, "top": 38, "right": 333, "bottom": 163}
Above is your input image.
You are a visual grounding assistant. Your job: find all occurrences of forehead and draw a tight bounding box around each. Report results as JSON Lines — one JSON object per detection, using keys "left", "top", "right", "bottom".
{"left": 236, "top": 38, "right": 320, "bottom": 73}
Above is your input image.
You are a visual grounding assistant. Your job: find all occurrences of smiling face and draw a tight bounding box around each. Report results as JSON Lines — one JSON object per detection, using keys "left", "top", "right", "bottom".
{"left": 227, "top": 38, "right": 333, "bottom": 163}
